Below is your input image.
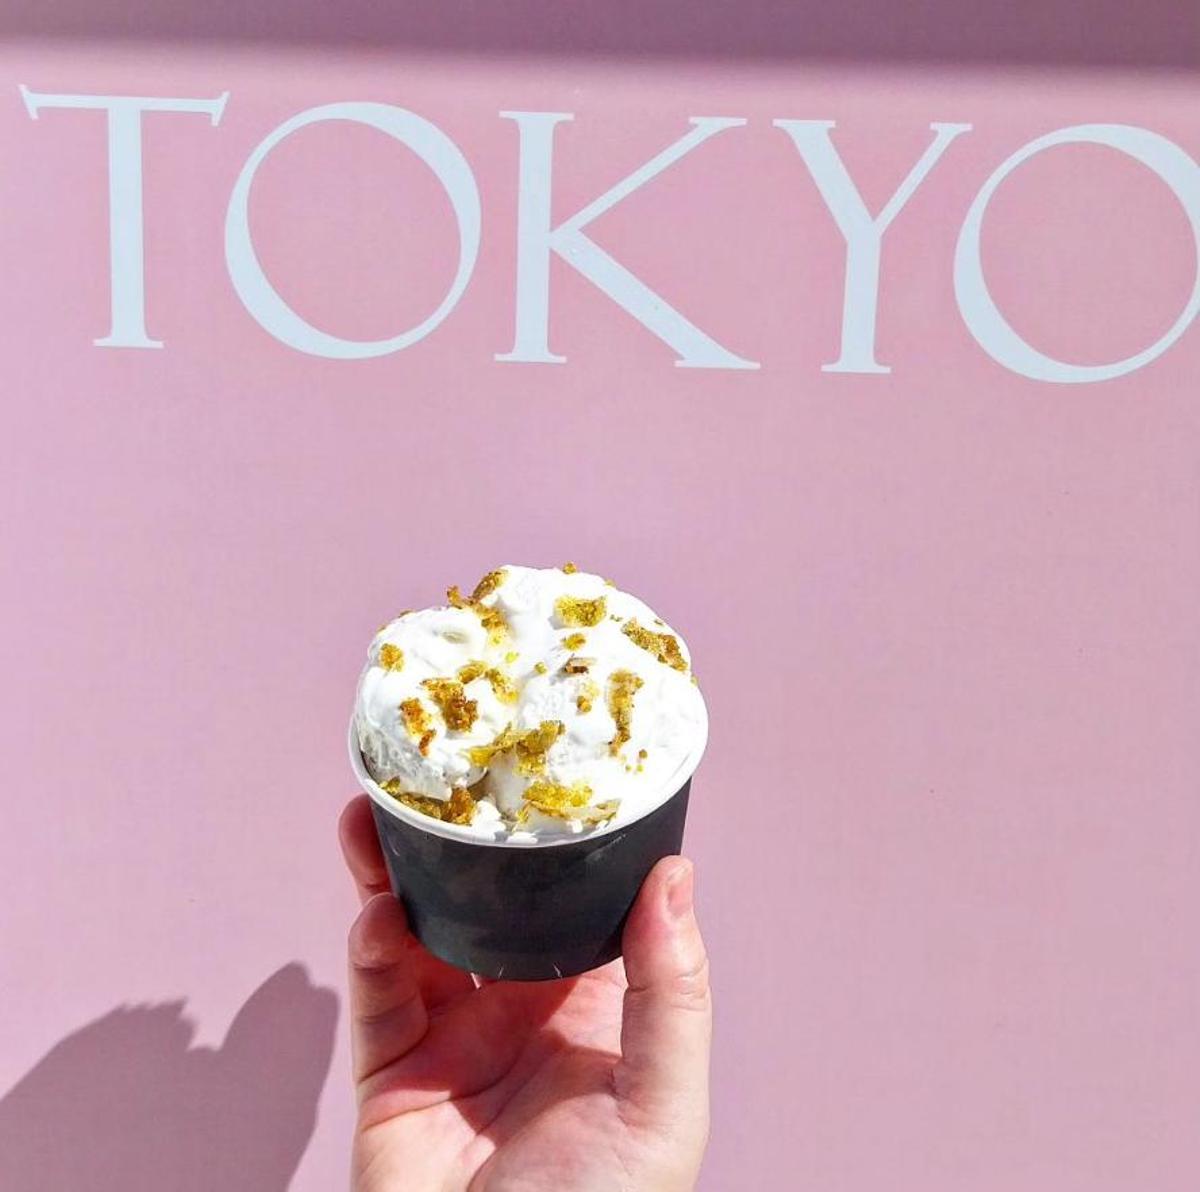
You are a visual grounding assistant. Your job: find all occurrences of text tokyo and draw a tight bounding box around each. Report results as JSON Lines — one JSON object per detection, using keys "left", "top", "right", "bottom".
{"left": 18, "top": 86, "right": 1200, "bottom": 384}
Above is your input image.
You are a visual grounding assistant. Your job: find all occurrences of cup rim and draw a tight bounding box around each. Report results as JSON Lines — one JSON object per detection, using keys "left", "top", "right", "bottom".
{"left": 348, "top": 692, "right": 707, "bottom": 850}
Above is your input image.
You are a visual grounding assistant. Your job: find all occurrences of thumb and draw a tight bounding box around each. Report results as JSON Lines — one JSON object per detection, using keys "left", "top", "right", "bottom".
{"left": 616, "top": 857, "right": 712, "bottom": 1125}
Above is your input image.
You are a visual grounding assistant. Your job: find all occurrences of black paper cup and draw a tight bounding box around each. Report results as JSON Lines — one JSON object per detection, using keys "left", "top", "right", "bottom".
{"left": 348, "top": 717, "right": 705, "bottom": 980}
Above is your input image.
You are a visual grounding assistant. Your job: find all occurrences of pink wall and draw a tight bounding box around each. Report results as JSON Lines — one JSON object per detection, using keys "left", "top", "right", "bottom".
{"left": 2, "top": 22, "right": 1198, "bottom": 1192}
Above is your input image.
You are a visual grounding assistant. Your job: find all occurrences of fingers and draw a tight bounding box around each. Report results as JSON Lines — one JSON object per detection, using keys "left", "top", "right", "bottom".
{"left": 340, "top": 794, "right": 477, "bottom": 1011}
{"left": 339, "top": 795, "right": 390, "bottom": 904}
{"left": 616, "top": 857, "right": 712, "bottom": 1128}
{"left": 347, "top": 893, "right": 429, "bottom": 1085}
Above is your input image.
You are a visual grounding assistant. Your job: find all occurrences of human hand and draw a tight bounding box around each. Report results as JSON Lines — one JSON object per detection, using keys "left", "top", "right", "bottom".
{"left": 338, "top": 794, "right": 711, "bottom": 1191}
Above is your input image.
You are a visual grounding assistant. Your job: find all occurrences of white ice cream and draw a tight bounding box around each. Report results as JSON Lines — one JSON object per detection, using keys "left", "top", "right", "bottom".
{"left": 353, "top": 565, "right": 707, "bottom": 841}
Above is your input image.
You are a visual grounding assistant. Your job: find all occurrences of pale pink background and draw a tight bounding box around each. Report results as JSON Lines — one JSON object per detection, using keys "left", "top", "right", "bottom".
{"left": 2, "top": 27, "right": 1199, "bottom": 1192}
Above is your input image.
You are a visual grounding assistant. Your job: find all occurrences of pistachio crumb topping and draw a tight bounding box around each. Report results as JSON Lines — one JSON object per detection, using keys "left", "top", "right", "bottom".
{"left": 534, "top": 661, "right": 548, "bottom": 675}
{"left": 607, "top": 669, "right": 644, "bottom": 756}
{"left": 421, "top": 678, "right": 478, "bottom": 732}
{"left": 504, "top": 650, "right": 519, "bottom": 664}
{"left": 399, "top": 698, "right": 436, "bottom": 755}
{"left": 622, "top": 619, "right": 688, "bottom": 672}
{"left": 379, "top": 643, "right": 405, "bottom": 671}
{"left": 555, "top": 594, "right": 607, "bottom": 628}
{"left": 563, "top": 632, "right": 587, "bottom": 650}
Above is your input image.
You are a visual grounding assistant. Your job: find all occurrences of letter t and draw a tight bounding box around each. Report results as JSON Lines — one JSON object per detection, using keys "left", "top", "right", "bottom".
{"left": 19, "top": 86, "right": 228, "bottom": 349}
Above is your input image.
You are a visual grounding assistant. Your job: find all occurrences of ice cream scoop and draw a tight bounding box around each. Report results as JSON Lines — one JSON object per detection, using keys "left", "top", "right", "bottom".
{"left": 352, "top": 564, "right": 707, "bottom": 842}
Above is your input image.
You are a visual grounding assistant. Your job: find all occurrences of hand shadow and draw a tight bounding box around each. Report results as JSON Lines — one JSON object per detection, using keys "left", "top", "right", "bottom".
{"left": 0, "top": 964, "right": 338, "bottom": 1192}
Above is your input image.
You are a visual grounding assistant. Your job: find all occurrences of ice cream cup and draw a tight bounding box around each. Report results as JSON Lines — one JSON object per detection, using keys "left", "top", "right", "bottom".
{"left": 348, "top": 714, "right": 706, "bottom": 981}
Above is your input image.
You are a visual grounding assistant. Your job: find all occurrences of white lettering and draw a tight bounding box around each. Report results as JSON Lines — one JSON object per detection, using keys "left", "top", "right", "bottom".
{"left": 225, "top": 102, "right": 481, "bottom": 359}
{"left": 496, "top": 112, "right": 758, "bottom": 369}
{"left": 19, "top": 86, "right": 228, "bottom": 349}
{"left": 955, "top": 124, "right": 1200, "bottom": 383}
{"left": 774, "top": 119, "right": 971, "bottom": 374}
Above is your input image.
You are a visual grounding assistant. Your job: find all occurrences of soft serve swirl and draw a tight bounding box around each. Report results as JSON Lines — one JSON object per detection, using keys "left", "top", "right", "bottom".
{"left": 353, "top": 565, "right": 707, "bottom": 841}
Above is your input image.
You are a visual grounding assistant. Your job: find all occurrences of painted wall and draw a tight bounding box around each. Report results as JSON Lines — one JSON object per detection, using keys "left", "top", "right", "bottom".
{"left": 2, "top": 8, "right": 1198, "bottom": 1189}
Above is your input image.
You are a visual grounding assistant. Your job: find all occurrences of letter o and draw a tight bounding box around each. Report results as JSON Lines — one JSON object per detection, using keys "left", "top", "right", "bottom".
{"left": 225, "top": 102, "right": 481, "bottom": 358}
{"left": 955, "top": 124, "right": 1200, "bottom": 383}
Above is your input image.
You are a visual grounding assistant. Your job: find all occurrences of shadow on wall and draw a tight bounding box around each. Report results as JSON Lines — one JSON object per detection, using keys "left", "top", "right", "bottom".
{"left": 3, "top": 0, "right": 1198, "bottom": 68}
{"left": 0, "top": 964, "right": 338, "bottom": 1192}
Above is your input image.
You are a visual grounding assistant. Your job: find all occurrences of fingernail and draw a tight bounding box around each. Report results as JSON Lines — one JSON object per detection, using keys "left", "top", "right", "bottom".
{"left": 665, "top": 860, "right": 694, "bottom": 920}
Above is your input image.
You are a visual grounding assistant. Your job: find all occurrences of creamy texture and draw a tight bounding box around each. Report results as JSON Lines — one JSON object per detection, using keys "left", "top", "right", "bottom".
{"left": 353, "top": 565, "right": 707, "bottom": 841}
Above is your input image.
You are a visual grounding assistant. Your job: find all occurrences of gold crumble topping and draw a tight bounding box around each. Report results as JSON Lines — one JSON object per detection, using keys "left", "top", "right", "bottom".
{"left": 465, "top": 723, "right": 518, "bottom": 768}
{"left": 485, "top": 667, "right": 519, "bottom": 704}
{"left": 457, "top": 660, "right": 488, "bottom": 685}
{"left": 471, "top": 568, "right": 506, "bottom": 602}
{"left": 399, "top": 698, "right": 436, "bottom": 755}
{"left": 563, "top": 656, "right": 593, "bottom": 675}
{"left": 622, "top": 619, "right": 688, "bottom": 672}
{"left": 447, "top": 571, "right": 509, "bottom": 642}
{"left": 522, "top": 778, "right": 591, "bottom": 815}
{"left": 563, "top": 632, "right": 587, "bottom": 650}
{"left": 562, "top": 561, "right": 578, "bottom": 574}
{"left": 511, "top": 720, "right": 563, "bottom": 774}
{"left": 442, "top": 787, "right": 477, "bottom": 824}
{"left": 534, "top": 661, "right": 548, "bottom": 675}
{"left": 518, "top": 781, "right": 620, "bottom": 825}
{"left": 576, "top": 678, "right": 599, "bottom": 714}
{"left": 421, "top": 678, "right": 478, "bottom": 732}
{"left": 466, "top": 719, "right": 563, "bottom": 774}
{"left": 555, "top": 594, "right": 607, "bottom": 628}
{"left": 458, "top": 660, "right": 518, "bottom": 704}
{"left": 382, "top": 778, "right": 475, "bottom": 825}
{"left": 378, "top": 643, "right": 405, "bottom": 671}
{"left": 607, "top": 669, "right": 643, "bottom": 756}
{"left": 504, "top": 650, "right": 519, "bottom": 664}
